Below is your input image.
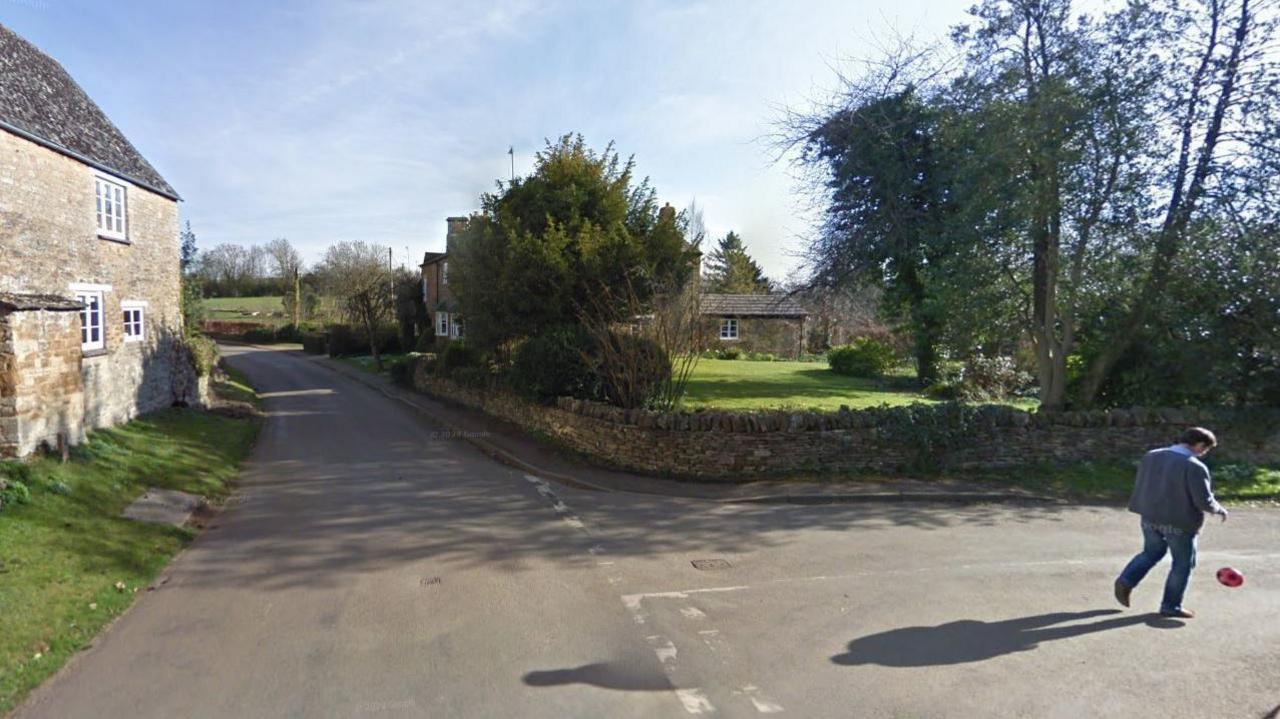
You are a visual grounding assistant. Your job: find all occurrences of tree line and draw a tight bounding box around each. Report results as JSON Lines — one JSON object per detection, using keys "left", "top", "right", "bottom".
{"left": 783, "top": 0, "right": 1280, "bottom": 409}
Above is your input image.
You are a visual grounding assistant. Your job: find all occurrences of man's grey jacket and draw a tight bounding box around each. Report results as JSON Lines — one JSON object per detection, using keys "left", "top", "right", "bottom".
{"left": 1127, "top": 446, "right": 1225, "bottom": 531}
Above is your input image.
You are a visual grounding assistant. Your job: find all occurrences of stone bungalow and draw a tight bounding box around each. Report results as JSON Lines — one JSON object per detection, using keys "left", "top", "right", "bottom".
{"left": 420, "top": 215, "right": 810, "bottom": 358}
{"left": 700, "top": 293, "right": 808, "bottom": 358}
{"left": 0, "top": 24, "right": 195, "bottom": 458}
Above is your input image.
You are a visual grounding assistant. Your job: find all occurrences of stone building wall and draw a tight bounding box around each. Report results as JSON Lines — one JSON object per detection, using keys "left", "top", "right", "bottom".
{"left": 0, "top": 129, "right": 183, "bottom": 456}
{"left": 702, "top": 316, "right": 805, "bottom": 358}
{"left": 0, "top": 308, "right": 86, "bottom": 456}
{"left": 410, "top": 363, "right": 1279, "bottom": 478}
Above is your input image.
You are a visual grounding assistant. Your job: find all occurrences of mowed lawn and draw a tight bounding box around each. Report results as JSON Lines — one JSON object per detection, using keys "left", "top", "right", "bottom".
{"left": 681, "top": 358, "right": 933, "bottom": 411}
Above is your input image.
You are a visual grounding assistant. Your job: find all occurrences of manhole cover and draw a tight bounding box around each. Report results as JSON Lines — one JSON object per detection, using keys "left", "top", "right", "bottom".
{"left": 691, "top": 559, "right": 731, "bottom": 571}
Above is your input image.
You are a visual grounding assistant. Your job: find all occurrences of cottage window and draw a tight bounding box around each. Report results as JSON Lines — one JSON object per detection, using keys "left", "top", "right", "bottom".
{"left": 95, "top": 177, "right": 127, "bottom": 240}
{"left": 122, "top": 304, "right": 145, "bottom": 342}
{"left": 451, "top": 317, "right": 465, "bottom": 338}
{"left": 422, "top": 276, "right": 429, "bottom": 303}
{"left": 442, "top": 261, "right": 449, "bottom": 284}
{"left": 436, "top": 312, "right": 450, "bottom": 336}
{"left": 720, "top": 318, "right": 739, "bottom": 340}
{"left": 76, "top": 290, "right": 105, "bottom": 351}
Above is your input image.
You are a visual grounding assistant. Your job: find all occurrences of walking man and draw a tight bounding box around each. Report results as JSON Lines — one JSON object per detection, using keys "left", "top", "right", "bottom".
{"left": 1115, "top": 427, "right": 1228, "bottom": 618}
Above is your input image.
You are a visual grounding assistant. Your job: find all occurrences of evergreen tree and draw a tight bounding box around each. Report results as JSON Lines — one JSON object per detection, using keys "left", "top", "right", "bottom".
{"left": 180, "top": 221, "right": 199, "bottom": 273}
{"left": 704, "top": 232, "right": 772, "bottom": 294}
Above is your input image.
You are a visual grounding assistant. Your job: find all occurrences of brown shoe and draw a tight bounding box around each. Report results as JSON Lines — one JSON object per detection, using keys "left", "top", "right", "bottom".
{"left": 1114, "top": 579, "right": 1131, "bottom": 608}
{"left": 1160, "top": 608, "right": 1195, "bottom": 619}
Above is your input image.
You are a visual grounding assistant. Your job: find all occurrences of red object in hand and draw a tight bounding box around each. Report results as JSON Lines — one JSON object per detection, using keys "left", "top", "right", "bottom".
{"left": 1217, "top": 567, "right": 1245, "bottom": 587}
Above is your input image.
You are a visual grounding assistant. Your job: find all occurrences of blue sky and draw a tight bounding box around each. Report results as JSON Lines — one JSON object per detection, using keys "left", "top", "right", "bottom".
{"left": 3, "top": 0, "right": 967, "bottom": 280}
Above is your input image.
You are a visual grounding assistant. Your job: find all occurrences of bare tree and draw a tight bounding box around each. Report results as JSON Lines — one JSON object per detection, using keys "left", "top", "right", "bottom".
{"left": 578, "top": 276, "right": 704, "bottom": 411}
{"left": 265, "top": 237, "right": 304, "bottom": 326}
{"left": 318, "top": 241, "right": 393, "bottom": 370}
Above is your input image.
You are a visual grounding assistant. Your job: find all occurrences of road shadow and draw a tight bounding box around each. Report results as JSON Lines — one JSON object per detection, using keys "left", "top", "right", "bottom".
{"left": 197, "top": 346, "right": 1116, "bottom": 593}
{"left": 523, "top": 662, "right": 675, "bottom": 692}
{"left": 1263, "top": 704, "right": 1280, "bottom": 719}
{"left": 832, "top": 610, "right": 1184, "bottom": 667}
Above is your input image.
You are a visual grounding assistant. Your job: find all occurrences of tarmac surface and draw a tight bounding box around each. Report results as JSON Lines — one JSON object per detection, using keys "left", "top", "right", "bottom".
{"left": 16, "top": 344, "right": 1280, "bottom": 718}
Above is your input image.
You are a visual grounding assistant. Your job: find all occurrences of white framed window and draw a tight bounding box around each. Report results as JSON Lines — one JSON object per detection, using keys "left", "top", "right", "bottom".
{"left": 95, "top": 176, "right": 127, "bottom": 240}
{"left": 720, "top": 318, "right": 739, "bottom": 340}
{"left": 122, "top": 302, "right": 146, "bottom": 342}
{"left": 442, "top": 261, "right": 449, "bottom": 284}
{"left": 422, "top": 276, "right": 429, "bottom": 303}
{"left": 451, "top": 317, "right": 465, "bottom": 338}
{"left": 436, "top": 311, "right": 450, "bottom": 336}
{"left": 76, "top": 290, "right": 105, "bottom": 351}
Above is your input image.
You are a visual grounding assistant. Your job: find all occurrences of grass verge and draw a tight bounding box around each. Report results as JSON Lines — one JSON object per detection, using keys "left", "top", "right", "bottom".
{"left": 0, "top": 405, "right": 260, "bottom": 713}
{"left": 958, "top": 460, "right": 1280, "bottom": 504}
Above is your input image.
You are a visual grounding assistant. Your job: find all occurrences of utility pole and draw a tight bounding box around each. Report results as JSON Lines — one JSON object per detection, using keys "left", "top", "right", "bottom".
{"left": 508, "top": 146, "right": 514, "bottom": 182}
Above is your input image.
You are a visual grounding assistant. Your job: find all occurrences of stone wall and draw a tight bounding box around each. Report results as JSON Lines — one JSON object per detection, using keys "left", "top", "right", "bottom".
{"left": 702, "top": 316, "right": 805, "bottom": 358}
{"left": 410, "top": 363, "right": 1279, "bottom": 478}
{"left": 0, "top": 308, "right": 86, "bottom": 456}
{"left": 0, "top": 129, "right": 183, "bottom": 456}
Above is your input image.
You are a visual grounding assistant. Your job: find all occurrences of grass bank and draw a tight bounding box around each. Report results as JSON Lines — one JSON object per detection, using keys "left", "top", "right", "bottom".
{"left": 0, "top": 388, "right": 260, "bottom": 712}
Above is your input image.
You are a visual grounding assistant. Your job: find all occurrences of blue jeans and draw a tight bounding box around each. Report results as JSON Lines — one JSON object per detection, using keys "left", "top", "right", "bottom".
{"left": 1118, "top": 521, "right": 1198, "bottom": 613}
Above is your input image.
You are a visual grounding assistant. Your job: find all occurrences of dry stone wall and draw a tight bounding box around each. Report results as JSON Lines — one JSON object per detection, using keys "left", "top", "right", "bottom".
{"left": 411, "top": 362, "right": 1279, "bottom": 479}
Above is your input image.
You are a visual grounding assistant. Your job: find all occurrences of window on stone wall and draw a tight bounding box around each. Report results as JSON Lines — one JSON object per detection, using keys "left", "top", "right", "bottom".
{"left": 436, "top": 311, "right": 450, "bottom": 336}
{"left": 76, "top": 290, "right": 105, "bottom": 351}
{"left": 123, "top": 304, "right": 145, "bottom": 342}
{"left": 720, "top": 318, "right": 739, "bottom": 340}
{"left": 95, "top": 177, "right": 127, "bottom": 240}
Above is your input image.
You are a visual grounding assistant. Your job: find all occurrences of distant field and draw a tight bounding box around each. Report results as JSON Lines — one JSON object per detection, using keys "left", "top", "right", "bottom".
{"left": 205, "top": 296, "right": 285, "bottom": 326}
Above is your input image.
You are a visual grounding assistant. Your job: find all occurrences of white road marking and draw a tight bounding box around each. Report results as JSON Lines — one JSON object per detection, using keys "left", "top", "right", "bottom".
{"left": 646, "top": 635, "right": 679, "bottom": 666}
{"left": 675, "top": 688, "right": 717, "bottom": 714}
{"left": 737, "top": 685, "right": 785, "bottom": 714}
{"left": 523, "top": 474, "right": 590, "bottom": 533}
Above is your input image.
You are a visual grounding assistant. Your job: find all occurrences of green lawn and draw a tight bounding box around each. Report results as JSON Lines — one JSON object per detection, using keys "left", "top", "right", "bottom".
{"left": 204, "top": 296, "right": 285, "bottom": 326}
{"left": 0, "top": 404, "right": 260, "bottom": 713}
{"left": 681, "top": 358, "right": 939, "bottom": 411}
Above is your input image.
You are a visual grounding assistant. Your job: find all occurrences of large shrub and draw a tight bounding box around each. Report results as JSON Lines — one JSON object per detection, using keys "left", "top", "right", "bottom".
{"left": 828, "top": 337, "right": 898, "bottom": 377}
{"left": 959, "top": 356, "right": 1035, "bottom": 402}
{"left": 510, "top": 326, "right": 598, "bottom": 403}
{"left": 182, "top": 334, "right": 219, "bottom": 376}
{"left": 326, "top": 324, "right": 401, "bottom": 357}
{"left": 438, "top": 341, "right": 480, "bottom": 377}
{"left": 596, "top": 333, "right": 672, "bottom": 409}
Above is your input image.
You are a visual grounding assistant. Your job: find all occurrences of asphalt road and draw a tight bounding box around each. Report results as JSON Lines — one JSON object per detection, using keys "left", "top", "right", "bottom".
{"left": 17, "top": 346, "right": 1280, "bottom": 718}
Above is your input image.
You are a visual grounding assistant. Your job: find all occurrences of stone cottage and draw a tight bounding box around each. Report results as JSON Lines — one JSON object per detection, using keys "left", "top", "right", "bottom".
{"left": 700, "top": 293, "right": 809, "bottom": 358}
{"left": 419, "top": 217, "right": 469, "bottom": 343}
{"left": 0, "top": 24, "right": 193, "bottom": 458}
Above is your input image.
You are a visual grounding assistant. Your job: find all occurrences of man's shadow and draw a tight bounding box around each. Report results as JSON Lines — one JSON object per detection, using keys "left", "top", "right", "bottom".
{"left": 833, "top": 609, "right": 1183, "bottom": 667}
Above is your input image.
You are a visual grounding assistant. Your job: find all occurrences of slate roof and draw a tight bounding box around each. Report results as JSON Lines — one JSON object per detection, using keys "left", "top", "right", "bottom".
{"left": 0, "top": 292, "right": 84, "bottom": 312}
{"left": 420, "top": 251, "right": 447, "bottom": 267}
{"left": 700, "top": 293, "right": 808, "bottom": 318}
{"left": 0, "top": 23, "right": 179, "bottom": 200}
